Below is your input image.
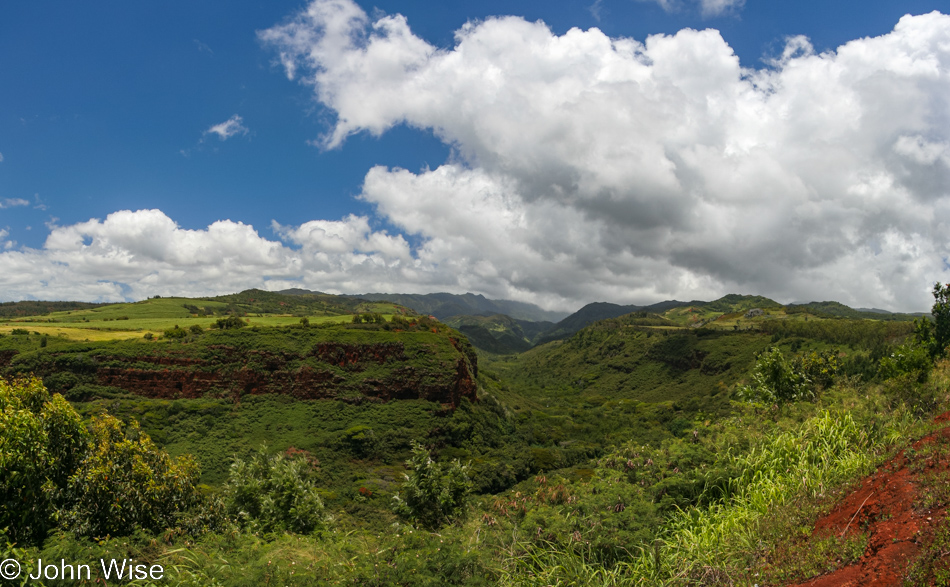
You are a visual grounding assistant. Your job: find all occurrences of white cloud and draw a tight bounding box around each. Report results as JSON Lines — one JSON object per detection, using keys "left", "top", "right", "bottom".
{"left": 588, "top": 0, "right": 604, "bottom": 22}
{"left": 252, "top": 3, "right": 950, "bottom": 311}
{"left": 0, "top": 152, "right": 4, "bottom": 162}
{"left": 699, "top": 0, "right": 743, "bottom": 17}
{"left": 2, "top": 5, "right": 950, "bottom": 313}
{"left": 633, "top": 0, "right": 743, "bottom": 17}
{"left": 0, "top": 198, "right": 29, "bottom": 209}
{"left": 634, "top": 0, "right": 679, "bottom": 13}
{"left": 0, "top": 210, "right": 426, "bottom": 303}
{"left": 205, "top": 115, "right": 249, "bottom": 140}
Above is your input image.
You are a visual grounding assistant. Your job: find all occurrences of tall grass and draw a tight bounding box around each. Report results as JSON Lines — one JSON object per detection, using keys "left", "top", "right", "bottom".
{"left": 658, "top": 410, "right": 879, "bottom": 581}
{"left": 499, "top": 410, "right": 885, "bottom": 586}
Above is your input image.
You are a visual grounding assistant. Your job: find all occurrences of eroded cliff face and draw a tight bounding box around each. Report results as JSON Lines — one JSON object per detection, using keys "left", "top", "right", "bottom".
{"left": 8, "top": 331, "right": 478, "bottom": 408}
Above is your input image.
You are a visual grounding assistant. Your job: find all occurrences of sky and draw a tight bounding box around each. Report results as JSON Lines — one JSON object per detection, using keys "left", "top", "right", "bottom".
{"left": 1, "top": 0, "right": 949, "bottom": 312}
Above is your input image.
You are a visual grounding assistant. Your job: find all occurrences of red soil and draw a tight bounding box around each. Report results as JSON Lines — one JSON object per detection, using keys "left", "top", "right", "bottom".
{"left": 787, "top": 411, "right": 950, "bottom": 587}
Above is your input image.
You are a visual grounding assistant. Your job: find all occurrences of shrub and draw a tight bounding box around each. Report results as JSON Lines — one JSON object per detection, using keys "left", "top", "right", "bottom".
{"left": 223, "top": 446, "right": 324, "bottom": 534}
{"left": 61, "top": 414, "right": 201, "bottom": 538}
{"left": 393, "top": 441, "right": 471, "bottom": 529}
{"left": 879, "top": 341, "right": 932, "bottom": 383}
{"left": 213, "top": 316, "right": 247, "bottom": 330}
{"left": 791, "top": 348, "right": 840, "bottom": 389}
{"left": 164, "top": 325, "right": 188, "bottom": 339}
{"left": 736, "top": 347, "right": 810, "bottom": 404}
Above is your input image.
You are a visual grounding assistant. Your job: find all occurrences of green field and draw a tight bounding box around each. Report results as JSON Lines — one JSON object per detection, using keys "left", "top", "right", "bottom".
{"left": 0, "top": 292, "right": 403, "bottom": 340}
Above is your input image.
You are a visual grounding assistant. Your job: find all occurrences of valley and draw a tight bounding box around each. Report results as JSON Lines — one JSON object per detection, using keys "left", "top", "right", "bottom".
{"left": 1, "top": 287, "right": 947, "bottom": 586}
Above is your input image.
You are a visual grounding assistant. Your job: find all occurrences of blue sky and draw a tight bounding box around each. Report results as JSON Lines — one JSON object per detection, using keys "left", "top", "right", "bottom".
{"left": 1, "top": 0, "right": 949, "bottom": 311}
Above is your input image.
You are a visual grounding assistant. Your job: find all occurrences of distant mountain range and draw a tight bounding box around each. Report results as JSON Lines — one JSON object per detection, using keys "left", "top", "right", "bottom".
{"left": 391, "top": 293, "right": 927, "bottom": 354}
{"left": 3, "top": 287, "right": 927, "bottom": 357}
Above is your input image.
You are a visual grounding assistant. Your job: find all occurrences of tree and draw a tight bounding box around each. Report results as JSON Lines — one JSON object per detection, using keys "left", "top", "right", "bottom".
{"left": 915, "top": 282, "right": 950, "bottom": 360}
{"left": 392, "top": 442, "right": 471, "bottom": 529}
{"left": 0, "top": 377, "right": 87, "bottom": 544}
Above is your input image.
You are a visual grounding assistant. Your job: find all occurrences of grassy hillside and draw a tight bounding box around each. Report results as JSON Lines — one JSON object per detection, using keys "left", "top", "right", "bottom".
{"left": 483, "top": 313, "right": 771, "bottom": 451}
{"left": 0, "top": 290, "right": 406, "bottom": 341}
{"left": 787, "top": 300, "right": 927, "bottom": 320}
{"left": 443, "top": 314, "right": 554, "bottom": 354}
{"left": 0, "top": 300, "right": 105, "bottom": 317}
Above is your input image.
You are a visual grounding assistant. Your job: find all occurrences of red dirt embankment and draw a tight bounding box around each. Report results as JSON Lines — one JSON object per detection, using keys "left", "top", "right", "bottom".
{"left": 788, "top": 411, "right": 950, "bottom": 587}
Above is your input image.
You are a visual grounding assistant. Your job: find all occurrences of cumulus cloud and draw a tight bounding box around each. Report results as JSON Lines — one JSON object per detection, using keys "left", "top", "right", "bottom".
{"left": 205, "top": 115, "right": 249, "bottom": 140}
{"left": 0, "top": 210, "right": 426, "bottom": 303}
{"left": 3, "top": 4, "right": 950, "bottom": 313}
{"left": 259, "top": 2, "right": 950, "bottom": 311}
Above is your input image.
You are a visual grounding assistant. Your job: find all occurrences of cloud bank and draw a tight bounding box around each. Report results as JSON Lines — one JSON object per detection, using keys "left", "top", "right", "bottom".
{"left": 2, "top": 2, "right": 949, "bottom": 312}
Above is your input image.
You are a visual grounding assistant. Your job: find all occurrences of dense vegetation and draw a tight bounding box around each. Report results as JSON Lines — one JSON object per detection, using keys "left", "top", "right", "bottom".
{"left": 1, "top": 286, "right": 948, "bottom": 585}
{"left": 0, "top": 300, "right": 104, "bottom": 318}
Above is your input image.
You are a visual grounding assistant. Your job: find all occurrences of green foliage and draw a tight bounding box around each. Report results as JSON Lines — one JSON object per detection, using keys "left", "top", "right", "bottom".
{"left": 223, "top": 446, "right": 324, "bottom": 534}
{"left": 0, "top": 376, "right": 88, "bottom": 545}
{"left": 791, "top": 348, "right": 841, "bottom": 389}
{"left": 213, "top": 316, "right": 247, "bottom": 330}
{"left": 879, "top": 340, "right": 932, "bottom": 382}
{"left": 736, "top": 347, "right": 839, "bottom": 404}
{"left": 10, "top": 328, "right": 29, "bottom": 336}
{"left": 736, "top": 347, "right": 807, "bottom": 404}
{"left": 912, "top": 282, "right": 950, "bottom": 360}
{"left": 61, "top": 413, "right": 201, "bottom": 537}
{"left": 880, "top": 372, "right": 941, "bottom": 417}
{"left": 189, "top": 324, "right": 204, "bottom": 335}
{"left": 785, "top": 300, "right": 920, "bottom": 321}
{"left": 393, "top": 442, "right": 471, "bottom": 529}
{"left": 759, "top": 317, "right": 913, "bottom": 349}
{"left": 164, "top": 324, "right": 189, "bottom": 339}
{"left": 0, "top": 300, "right": 103, "bottom": 318}
{"left": 932, "top": 282, "right": 950, "bottom": 356}
{"left": 351, "top": 312, "right": 386, "bottom": 324}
